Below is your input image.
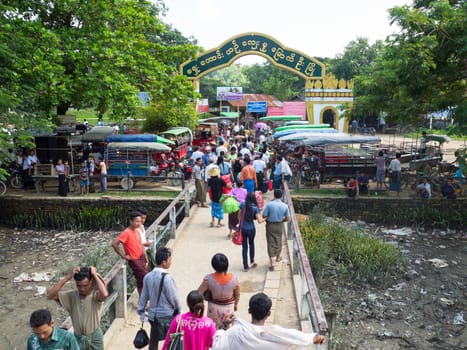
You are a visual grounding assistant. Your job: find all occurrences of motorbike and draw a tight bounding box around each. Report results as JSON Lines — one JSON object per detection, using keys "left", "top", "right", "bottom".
{"left": 8, "top": 164, "right": 23, "bottom": 189}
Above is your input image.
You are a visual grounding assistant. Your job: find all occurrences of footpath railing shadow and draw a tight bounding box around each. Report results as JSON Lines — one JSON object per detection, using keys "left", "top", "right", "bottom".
{"left": 282, "top": 181, "right": 330, "bottom": 346}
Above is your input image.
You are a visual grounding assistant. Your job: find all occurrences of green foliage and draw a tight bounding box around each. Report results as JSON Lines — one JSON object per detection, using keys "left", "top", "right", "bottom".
{"left": 1, "top": 0, "right": 200, "bottom": 120}
{"left": 141, "top": 102, "right": 198, "bottom": 133}
{"left": 0, "top": 111, "right": 50, "bottom": 180}
{"left": 8, "top": 207, "right": 129, "bottom": 230}
{"left": 353, "top": 0, "right": 466, "bottom": 126}
{"left": 300, "top": 208, "right": 406, "bottom": 285}
{"left": 327, "top": 38, "right": 384, "bottom": 81}
{"left": 243, "top": 62, "right": 304, "bottom": 100}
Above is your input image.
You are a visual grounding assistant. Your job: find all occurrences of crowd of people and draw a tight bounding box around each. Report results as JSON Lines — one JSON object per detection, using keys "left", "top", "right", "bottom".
{"left": 25, "top": 126, "right": 326, "bottom": 349}
{"left": 28, "top": 200, "right": 325, "bottom": 350}
{"left": 24, "top": 121, "right": 462, "bottom": 349}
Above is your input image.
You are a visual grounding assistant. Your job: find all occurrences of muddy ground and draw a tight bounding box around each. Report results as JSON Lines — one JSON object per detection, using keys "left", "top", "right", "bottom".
{"left": 0, "top": 227, "right": 118, "bottom": 350}
{"left": 317, "top": 221, "right": 466, "bottom": 350}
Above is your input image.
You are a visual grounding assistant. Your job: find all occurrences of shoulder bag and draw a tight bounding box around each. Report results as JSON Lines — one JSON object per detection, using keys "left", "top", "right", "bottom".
{"left": 167, "top": 314, "right": 184, "bottom": 350}
{"left": 232, "top": 206, "right": 246, "bottom": 245}
{"left": 153, "top": 273, "right": 175, "bottom": 341}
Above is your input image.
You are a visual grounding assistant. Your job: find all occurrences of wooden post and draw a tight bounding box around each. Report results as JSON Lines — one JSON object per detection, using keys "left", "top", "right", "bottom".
{"left": 113, "top": 264, "right": 127, "bottom": 319}
{"left": 184, "top": 190, "right": 190, "bottom": 218}
{"left": 169, "top": 207, "right": 176, "bottom": 239}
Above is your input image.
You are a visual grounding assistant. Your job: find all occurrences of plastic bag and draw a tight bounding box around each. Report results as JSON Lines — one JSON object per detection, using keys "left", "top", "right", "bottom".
{"left": 254, "top": 191, "right": 264, "bottom": 210}
{"left": 133, "top": 324, "right": 149, "bottom": 349}
{"left": 222, "top": 196, "right": 240, "bottom": 214}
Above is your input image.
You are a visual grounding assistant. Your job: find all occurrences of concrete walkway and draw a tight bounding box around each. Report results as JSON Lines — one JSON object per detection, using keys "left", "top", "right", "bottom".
{"left": 105, "top": 192, "right": 297, "bottom": 349}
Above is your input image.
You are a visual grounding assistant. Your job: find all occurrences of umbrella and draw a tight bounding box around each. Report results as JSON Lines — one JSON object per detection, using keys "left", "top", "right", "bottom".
{"left": 255, "top": 122, "right": 268, "bottom": 129}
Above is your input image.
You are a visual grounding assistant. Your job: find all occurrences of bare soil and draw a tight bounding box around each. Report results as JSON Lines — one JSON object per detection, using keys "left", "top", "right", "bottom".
{"left": 0, "top": 227, "right": 118, "bottom": 350}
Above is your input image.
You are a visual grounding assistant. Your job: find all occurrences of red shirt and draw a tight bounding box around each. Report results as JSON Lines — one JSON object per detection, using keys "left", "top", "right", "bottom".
{"left": 117, "top": 227, "right": 143, "bottom": 259}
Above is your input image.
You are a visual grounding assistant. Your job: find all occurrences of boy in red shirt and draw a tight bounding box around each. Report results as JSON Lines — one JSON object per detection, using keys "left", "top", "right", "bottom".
{"left": 112, "top": 211, "right": 148, "bottom": 294}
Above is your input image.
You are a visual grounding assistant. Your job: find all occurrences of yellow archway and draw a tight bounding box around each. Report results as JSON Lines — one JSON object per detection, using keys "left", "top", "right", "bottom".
{"left": 180, "top": 32, "right": 325, "bottom": 81}
{"left": 180, "top": 33, "right": 353, "bottom": 130}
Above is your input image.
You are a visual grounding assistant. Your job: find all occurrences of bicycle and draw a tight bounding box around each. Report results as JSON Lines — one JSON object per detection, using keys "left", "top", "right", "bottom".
{"left": 0, "top": 180, "right": 6, "bottom": 196}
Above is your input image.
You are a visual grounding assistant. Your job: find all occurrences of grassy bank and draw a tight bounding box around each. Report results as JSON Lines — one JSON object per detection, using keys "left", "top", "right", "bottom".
{"left": 300, "top": 207, "right": 406, "bottom": 285}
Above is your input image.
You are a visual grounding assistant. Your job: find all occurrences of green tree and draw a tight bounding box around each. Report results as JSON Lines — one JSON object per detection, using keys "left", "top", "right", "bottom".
{"left": 353, "top": 0, "right": 466, "bottom": 128}
{"left": 199, "top": 77, "right": 224, "bottom": 107}
{"left": 244, "top": 62, "right": 304, "bottom": 100}
{"left": 0, "top": 0, "right": 201, "bottom": 169}
{"left": 1, "top": 0, "right": 199, "bottom": 121}
{"left": 327, "top": 38, "right": 384, "bottom": 80}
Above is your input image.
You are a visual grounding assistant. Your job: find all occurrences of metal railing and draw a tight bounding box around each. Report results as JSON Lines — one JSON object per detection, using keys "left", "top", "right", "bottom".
{"left": 282, "top": 181, "right": 329, "bottom": 343}
{"left": 60, "top": 182, "right": 193, "bottom": 330}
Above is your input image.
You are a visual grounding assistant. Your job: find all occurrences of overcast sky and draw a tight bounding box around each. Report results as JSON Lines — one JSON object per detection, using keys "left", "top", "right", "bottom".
{"left": 161, "top": 0, "right": 411, "bottom": 64}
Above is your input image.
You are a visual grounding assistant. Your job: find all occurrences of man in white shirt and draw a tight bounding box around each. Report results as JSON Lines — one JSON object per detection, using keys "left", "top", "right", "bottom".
{"left": 190, "top": 147, "right": 204, "bottom": 165}
{"left": 216, "top": 140, "right": 228, "bottom": 157}
{"left": 416, "top": 177, "right": 431, "bottom": 198}
{"left": 212, "top": 293, "right": 325, "bottom": 350}
{"left": 252, "top": 156, "right": 267, "bottom": 192}
{"left": 239, "top": 146, "right": 252, "bottom": 160}
{"left": 389, "top": 153, "right": 402, "bottom": 196}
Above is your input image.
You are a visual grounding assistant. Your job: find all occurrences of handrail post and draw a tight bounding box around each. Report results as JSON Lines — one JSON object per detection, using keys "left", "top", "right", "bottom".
{"left": 113, "top": 263, "right": 127, "bottom": 319}
{"left": 169, "top": 206, "right": 176, "bottom": 239}
{"left": 184, "top": 190, "right": 190, "bottom": 217}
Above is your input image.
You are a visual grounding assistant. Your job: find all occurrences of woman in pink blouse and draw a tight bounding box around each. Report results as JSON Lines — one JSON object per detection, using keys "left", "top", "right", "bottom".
{"left": 161, "top": 290, "right": 216, "bottom": 350}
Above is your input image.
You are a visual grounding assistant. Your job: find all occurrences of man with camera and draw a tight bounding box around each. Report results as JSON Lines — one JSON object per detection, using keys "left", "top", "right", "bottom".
{"left": 47, "top": 266, "right": 109, "bottom": 350}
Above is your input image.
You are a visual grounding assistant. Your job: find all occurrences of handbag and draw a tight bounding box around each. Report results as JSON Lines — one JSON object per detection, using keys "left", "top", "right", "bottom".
{"left": 232, "top": 206, "right": 246, "bottom": 246}
{"left": 203, "top": 289, "right": 212, "bottom": 301}
{"left": 153, "top": 273, "right": 175, "bottom": 341}
{"left": 167, "top": 315, "right": 183, "bottom": 350}
{"left": 133, "top": 322, "right": 149, "bottom": 349}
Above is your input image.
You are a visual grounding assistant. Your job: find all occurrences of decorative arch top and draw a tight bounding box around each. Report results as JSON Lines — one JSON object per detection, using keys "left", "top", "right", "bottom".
{"left": 180, "top": 32, "right": 325, "bottom": 80}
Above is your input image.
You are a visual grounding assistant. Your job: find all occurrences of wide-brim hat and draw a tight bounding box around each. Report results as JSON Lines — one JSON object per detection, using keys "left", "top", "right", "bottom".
{"left": 208, "top": 166, "right": 220, "bottom": 177}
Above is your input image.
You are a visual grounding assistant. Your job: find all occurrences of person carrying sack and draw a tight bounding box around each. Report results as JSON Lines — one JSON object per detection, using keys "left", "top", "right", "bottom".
{"left": 137, "top": 247, "right": 182, "bottom": 350}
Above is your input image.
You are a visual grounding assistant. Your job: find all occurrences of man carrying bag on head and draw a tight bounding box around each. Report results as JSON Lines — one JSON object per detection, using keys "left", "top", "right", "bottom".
{"left": 137, "top": 247, "right": 182, "bottom": 350}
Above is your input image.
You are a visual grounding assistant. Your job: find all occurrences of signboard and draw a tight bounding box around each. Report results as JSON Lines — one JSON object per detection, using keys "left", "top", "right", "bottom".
{"left": 197, "top": 98, "right": 209, "bottom": 113}
{"left": 182, "top": 33, "right": 324, "bottom": 80}
{"left": 247, "top": 101, "right": 267, "bottom": 113}
{"left": 267, "top": 106, "right": 284, "bottom": 116}
{"left": 138, "top": 92, "right": 150, "bottom": 106}
{"left": 216, "top": 87, "right": 243, "bottom": 101}
{"left": 283, "top": 102, "right": 307, "bottom": 120}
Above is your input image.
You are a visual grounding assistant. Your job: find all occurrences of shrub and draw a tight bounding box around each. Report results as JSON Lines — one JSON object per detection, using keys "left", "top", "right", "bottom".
{"left": 300, "top": 208, "right": 406, "bottom": 285}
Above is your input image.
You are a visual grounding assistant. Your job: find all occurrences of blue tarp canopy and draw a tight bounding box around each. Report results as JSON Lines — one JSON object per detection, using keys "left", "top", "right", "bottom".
{"left": 104, "top": 133, "right": 175, "bottom": 145}
{"left": 273, "top": 128, "right": 337, "bottom": 139}
{"left": 105, "top": 134, "right": 157, "bottom": 142}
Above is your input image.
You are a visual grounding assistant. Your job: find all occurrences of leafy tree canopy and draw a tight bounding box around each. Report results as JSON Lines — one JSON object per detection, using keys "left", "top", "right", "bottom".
{"left": 0, "top": 0, "right": 201, "bottom": 168}
{"left": 353, "top": 0, "right": 466, "bottom": 129}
